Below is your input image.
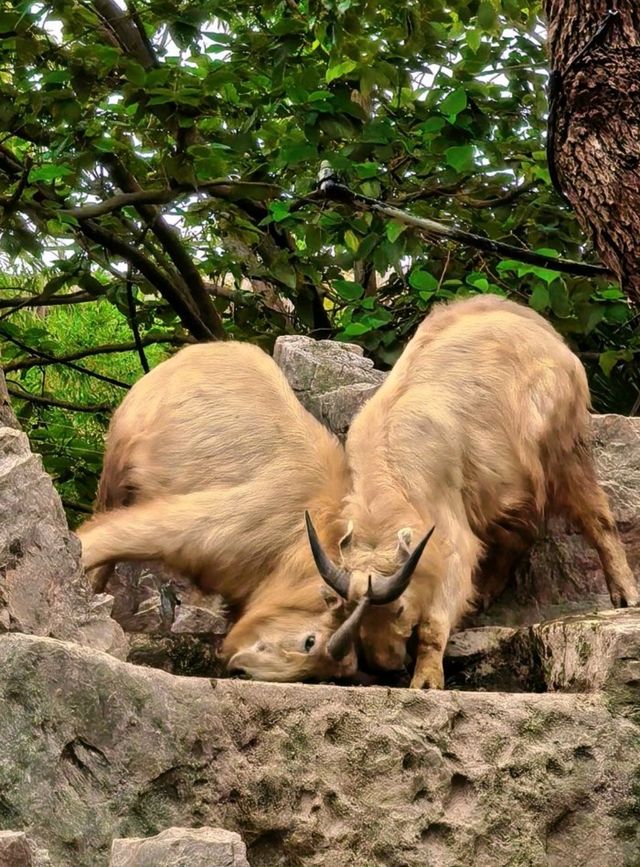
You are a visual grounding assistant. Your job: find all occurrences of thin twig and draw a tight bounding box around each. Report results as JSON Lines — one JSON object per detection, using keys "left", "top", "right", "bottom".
{"left": 0, "top": 330, "right": 131, "bottom": 388}
{"left": 62, "top": 497, "right": 93, "bottom": 514}
{"left": 125, "top": 265, "right": 150, "bottom": 373}
{"left": 0, "top": 291, "right": 97, "bottom": 310}
{"left": 3, "top": 335, "right": 187, "bottom": 372}
{"left": 6, "top": 383, "right": 113, "bottom": 413}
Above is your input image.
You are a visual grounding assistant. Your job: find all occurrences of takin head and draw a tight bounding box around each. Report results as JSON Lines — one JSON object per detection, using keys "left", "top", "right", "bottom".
{"left": 221, "top": 581, "right": 359, "bottom": 683}
{"left": 304, "top": 511, "right": 435, "bottom": 673}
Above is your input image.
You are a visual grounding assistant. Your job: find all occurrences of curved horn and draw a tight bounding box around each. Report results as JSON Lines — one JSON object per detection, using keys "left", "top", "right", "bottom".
{"left": 368, "top": 525, "right": 435, "bottom": 605}
{"left": 305, "top": 511, "right": 352, "bottom": 599}
{"left": 327, "top": 592, "right": 371, "bottom": 661}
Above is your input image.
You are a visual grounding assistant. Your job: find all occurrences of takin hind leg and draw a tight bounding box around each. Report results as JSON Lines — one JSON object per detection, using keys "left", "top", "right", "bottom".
{"left": 475, "top": 520, "right": 538, "bottom": 613}
{"left": 77, "top": 500, "right": 175, "bottom": 571}
{"left": 555, "top": 449, "right": 638, "bottom": 608}
{"left": 77, "top": 493, "right": 213, "bottom": 574}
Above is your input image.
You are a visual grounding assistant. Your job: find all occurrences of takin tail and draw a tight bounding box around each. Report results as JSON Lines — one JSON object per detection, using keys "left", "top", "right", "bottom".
{"left": 89, "top": 442, "right": 139, "bottom": 593}
{"left": 94, "top": 444, "right": 138, "bottom": 513}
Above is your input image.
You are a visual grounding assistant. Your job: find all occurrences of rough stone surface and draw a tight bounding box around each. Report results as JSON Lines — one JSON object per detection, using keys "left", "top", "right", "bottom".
{"left": 109, "top": 827, "right": 250, "bottom": 867}
{"left": 0, "top": 830, "right": 51, "bottom": 866}
{"left": 98, "top": 561, "right": 227, "bottom": 676}
{"left": 273, "top": 335, "right": 385, "bottom": 438}
{"left": 1, "top": 633, "right": 639, "bottom": 867}
{"left": 0, "top": 421, "right": 125, "bottom": 658}
{"left": 530, "top": 608, "right": 640, "bottom": 706}
{"left": 445, "top": 609, "right": 640, "bottom": 714}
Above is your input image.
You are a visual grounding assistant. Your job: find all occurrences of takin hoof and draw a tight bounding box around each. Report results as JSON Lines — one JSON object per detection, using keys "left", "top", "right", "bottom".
{"left": 410, "top": 667, "right": 445, "bottom": 690}
{"left": 609, "top": 586, "right": 640, "bottom": 608}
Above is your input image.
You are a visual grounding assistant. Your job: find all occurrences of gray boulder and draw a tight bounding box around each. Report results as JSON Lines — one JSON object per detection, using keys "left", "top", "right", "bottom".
{"left": 109, "top": 827, "right": 250, "bottom": 867}
{"left": 273, "top": 335, "right": 385, "bottom": 438}
{"left": 0, "top": 830, "right": 51, "bottom": 866}
{"left": 0, "top": 369, "right": 125, "bottom": 657}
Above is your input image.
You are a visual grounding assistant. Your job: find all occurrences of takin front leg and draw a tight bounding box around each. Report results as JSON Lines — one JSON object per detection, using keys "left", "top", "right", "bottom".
{"left": 76, "top": 493, "right": 215, "bottom": 575}
{"left": 557, "top": 449, "right": 639, "bottom": 608}
{"left": 410, "top": 614, "right": 450, "bottom": 690}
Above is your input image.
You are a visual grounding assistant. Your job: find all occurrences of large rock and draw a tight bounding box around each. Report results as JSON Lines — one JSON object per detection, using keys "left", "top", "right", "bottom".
{"left": 273, "top": 335, "right": 385, "bottom": 438}
{"left": 0, "top": 385, "right": 125, "bottom": 656}
{"left": 0, "top": 830, "right": 51, "bottom": 866}
{"left": 1, "top": 633, "right": 639, "bottom": 867}
{"left": 109, "top": 827, "right": 250, "bottom": 867}
{"left": 445, "top": 608, "right": 640, "bottom": 715}
{"left": 100, "top": 561, "right": 227, "bottom": 677}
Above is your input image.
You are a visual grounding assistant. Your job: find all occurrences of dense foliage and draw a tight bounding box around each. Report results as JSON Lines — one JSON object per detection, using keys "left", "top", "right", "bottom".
{"left": 0, "top": 0, "right": 638, "bottom": 518}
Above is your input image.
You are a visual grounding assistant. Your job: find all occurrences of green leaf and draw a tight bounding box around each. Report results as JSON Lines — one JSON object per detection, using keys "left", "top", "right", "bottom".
{"left": 440, "top": 89, "right": 467, "bottom": 118}
{"left": 599, "top": 350, "right": 633, "bottom": 377}
{"left": 269, "top": 201, "right": 291, "bottom": 223}
{"left": 30, "top": 164, "right": 75, "bottom": 182}
{"left": 386, "top": 221, "right": 406, "bottom": 243}
{"left": 125, "top": 63, "right": 146, "bottom": 86}
{"left": 445, "top": 145, "right": 475, "bottom": 173}
{"left": 529, "top": 285, "right": 550, "bottom": 312}
{"left": 409, "top": 270, "right": 439, "bottom": 293}
{"left": 326, "top": 59, "right": 357, "bottom": 84}
{"left": 477, "top": 1, "right": 498, "bottom": 29}
{"left": 549, "top": 282, "right": 571, "bottom": 317}
{"left": 344, "top": 229, "right": 360, "bottom": 253}
{"left": 343, "top": 321, "right": 371, "bottom": 336}
{"left": 270, "top": 260, "right": 298, "bottom": 290}
{"left": 280, "top": 142, "right": 317, "bottom": 165}
{"left": 466, "top": 29, "right": 482, "bottom": 53}
{"left": 334, "top": 279, "right": 364, "bottom": 301}
{"left": 419, "top": 117, "right": 447, "bottom": 135}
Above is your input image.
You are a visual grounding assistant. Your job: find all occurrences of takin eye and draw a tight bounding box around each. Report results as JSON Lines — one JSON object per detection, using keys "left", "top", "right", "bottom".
{"left": 303, "top": 635, "right": 316, "bottom": 652}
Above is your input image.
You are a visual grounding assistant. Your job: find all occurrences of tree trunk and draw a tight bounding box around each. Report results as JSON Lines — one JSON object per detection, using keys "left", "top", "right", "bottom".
{"left": 544, "top": 1, "right": 640, "bottom": 300}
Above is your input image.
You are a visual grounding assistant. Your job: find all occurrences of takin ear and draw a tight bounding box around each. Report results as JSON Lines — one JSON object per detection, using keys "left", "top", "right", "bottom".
{"left": 396, "top": 527, "right": 414, "bottom": 561}
{"left": 338, "top": 521, "right": 354, "bottom": 560}
{"left": 320, "top": 585, "right": 343, "bottom": 612}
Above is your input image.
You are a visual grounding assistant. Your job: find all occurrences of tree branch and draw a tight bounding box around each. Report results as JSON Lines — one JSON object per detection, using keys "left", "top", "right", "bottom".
{"left": 0, "top": 330, "right": 131, "bottom": 389}
{"left": 312, "top": 178, "right": 612, "bottom": 278}
{"left": 60, "top": 180, "right": 281, "bottom": 220}
{"left": 79, "top": 218, "right": 215, "bottom": 341}
{"left": 62, "top": 498, "right": 93, "bottom": 515}
{"left": 125, "top": 266, "right": 150, "bottom": 373}
{"left": 3, "top": 335, "right": 189, "bottom": 372}
{"left": 6, "top": 384, "right": 113, "bottom": 413}
{"left": 0, "top": 291, "right": 98, "bottom": 310}
{"left": 102, "top": 156, "right": 226, "bottom": 339}
{"left": 90, "top": 0, "right": 157, "bottom": 68}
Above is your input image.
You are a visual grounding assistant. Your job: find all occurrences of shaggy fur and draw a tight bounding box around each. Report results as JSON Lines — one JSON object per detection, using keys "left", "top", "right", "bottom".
{"left": 77, "top": 342, "right": 357, "bottom": 682}
{"left": 337, "top": 294, "right": 638, "bottom": 688}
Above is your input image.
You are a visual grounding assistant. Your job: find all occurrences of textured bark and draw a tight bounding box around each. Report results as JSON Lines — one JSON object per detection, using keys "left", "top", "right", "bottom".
{"left": 544, "top": 1, "right": 640, "bottom": 299}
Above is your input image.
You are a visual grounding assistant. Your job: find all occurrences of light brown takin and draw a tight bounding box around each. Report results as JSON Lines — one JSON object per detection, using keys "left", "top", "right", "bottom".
{"left": 305, "top": 294, "right": 639, "bottom": 689}
{"left": 76, "top": 341, "right": 359, "bottom": 682}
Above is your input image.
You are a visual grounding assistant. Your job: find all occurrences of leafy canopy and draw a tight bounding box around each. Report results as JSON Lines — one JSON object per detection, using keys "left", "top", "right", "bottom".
{"left": 0, "top": 0, "right": 639, "bottom": 514}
